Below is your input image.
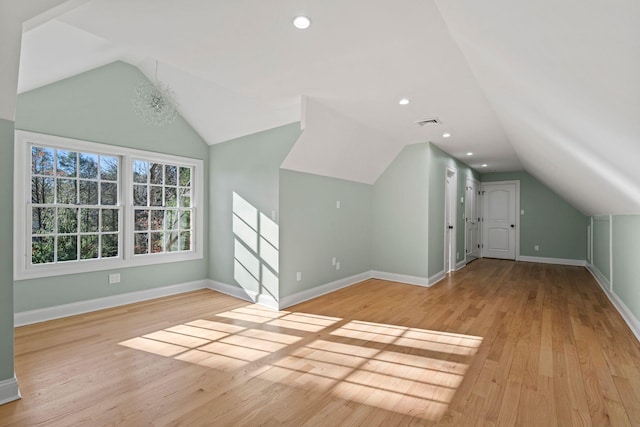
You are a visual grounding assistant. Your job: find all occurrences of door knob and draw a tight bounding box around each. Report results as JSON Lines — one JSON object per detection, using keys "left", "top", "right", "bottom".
{"left": 448, "top": 225, "right": 454, "bottom": 229}
{"left": 510, "top": 224, "right": 515, "bottom": 228}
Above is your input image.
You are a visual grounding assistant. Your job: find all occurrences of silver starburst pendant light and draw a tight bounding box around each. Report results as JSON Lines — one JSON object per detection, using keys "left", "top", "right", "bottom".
{"left": 132, "top": 61, "right": 179, "bottom": 126}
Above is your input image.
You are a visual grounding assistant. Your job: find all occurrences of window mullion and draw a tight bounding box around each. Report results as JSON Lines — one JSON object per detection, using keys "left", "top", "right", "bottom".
{"left": 76, "top": 208, "right": 81, "bottom": 261}
{"left": 121, "top": 154, "right": 133, "bottom": 261}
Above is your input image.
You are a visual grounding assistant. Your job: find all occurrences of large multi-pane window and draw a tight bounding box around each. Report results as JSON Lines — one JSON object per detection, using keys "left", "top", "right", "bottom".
{"left": 15, "top": 131, "right": 203, "bottom": 280}
{"left": 132, "top": 160, "right": 193, "bottom": 255}
{"left": 31, "top": 146, "right": 121, "bottom": 264}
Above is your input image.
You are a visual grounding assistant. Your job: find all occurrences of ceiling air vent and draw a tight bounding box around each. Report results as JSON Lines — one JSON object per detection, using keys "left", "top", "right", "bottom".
{"left": 416, "top": 117, "right": 441, "bottom": 127}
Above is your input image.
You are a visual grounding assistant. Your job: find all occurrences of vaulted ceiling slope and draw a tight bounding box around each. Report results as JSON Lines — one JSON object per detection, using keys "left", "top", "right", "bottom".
{"left": 435, "top": 0, "right": 640, "bottom": 215}
{"left": 5, "top": 0, "right": 521, "bottom": 174}
{"left": 0, "top": 0, "right": 71, "bottom": 120}
{"left": 1, "top": 1, "right": 638, "bottom": 215}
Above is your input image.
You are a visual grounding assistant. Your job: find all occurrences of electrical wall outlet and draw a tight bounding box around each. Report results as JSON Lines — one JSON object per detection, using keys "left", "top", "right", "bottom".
{"left": 534, "top": 245, "right": 539, "bottom": 251}
{"left": 296, "top": 272, "right": 302, "bottom": 281}
{"left": 109, "top": 273, "right": 121, "bottom": 284}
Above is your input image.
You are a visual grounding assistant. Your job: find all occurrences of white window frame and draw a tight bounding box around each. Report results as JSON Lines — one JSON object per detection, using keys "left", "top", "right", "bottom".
{"left": 14, "top": 130, "right": 204, "bottom": 280}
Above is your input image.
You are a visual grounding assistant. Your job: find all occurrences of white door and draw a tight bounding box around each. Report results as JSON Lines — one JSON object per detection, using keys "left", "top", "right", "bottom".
{"left": 482, "top": 183, "right": 517, "bottom": 260}
{"left": 465, "top": 179, "right": 480, "bottom": 261}
{"left": 444, "top": 168, "right": 457, "bottom": 273}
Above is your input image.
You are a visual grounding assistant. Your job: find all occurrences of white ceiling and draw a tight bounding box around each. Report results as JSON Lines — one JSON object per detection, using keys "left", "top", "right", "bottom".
{"left": 2, "top": 0, "right": 639, "bottom": 214}
{"left": 435, "top": 0, "right": 640, "bottom": 214}
{"left": 14, "top": 0, "right": 520, "bottom": 172}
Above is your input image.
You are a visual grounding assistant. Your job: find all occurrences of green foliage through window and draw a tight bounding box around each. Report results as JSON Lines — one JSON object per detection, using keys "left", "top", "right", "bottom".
{"left": 132, "top": 160, "right": 193, "bottom": 256}
{"left": 21, "top": 134, "right": 200, "bottom": 277}
{"left": 30, "top": 145, "right": 120, "bottom": 264}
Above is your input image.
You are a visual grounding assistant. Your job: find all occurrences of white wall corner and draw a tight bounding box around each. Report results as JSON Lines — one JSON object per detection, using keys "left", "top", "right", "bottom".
{"left": 206, "top": 280, "right": 279, "bottom": 310}
{"left": 257, "top": 293, "right": 280, "bottom": 311}
{"left": 517, "top": 256, "right": 587, "bottom": 267}
{"left": 15, "top": 280, "right": 209, "bottom": 326}
{"left": 587, "top": 264, "right": 640, "bottom": 343}
{"left": 278, "top": 271, "right": 373, "bottom": 310}
{"left": 0, "top": 376, "right": 21, "bottom": 406}
{"left": 428, "top": 270, "right": 446, "bottom": 286}
{"left": 372, "top": 271, "right": 430, "bottom": 287}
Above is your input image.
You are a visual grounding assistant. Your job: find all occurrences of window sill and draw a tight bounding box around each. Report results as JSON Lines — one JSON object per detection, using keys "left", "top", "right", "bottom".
{"left": 14, "top": 251, "right": 203, "bottom": 281}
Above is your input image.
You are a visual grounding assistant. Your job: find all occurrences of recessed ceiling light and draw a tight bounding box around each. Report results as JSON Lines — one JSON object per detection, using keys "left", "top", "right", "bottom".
{"left": 466, "top": 152, "right": 474, "bottom": 156}
{"left": 293, "top": 16, "right": 311, "bottom": 29}
{"left": 481, "top": 164, "right": 488, "bottom": 168}
{"left": 398, "top": 98, "right": 410, "bottom": 106}
{"left": 442, "top": 133, "right": 451, "bottom": 138}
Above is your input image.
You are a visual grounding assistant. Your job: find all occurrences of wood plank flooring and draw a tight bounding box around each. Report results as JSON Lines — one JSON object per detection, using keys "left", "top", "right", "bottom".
{"left": 1, "top": 259, "right": 640, "bottom": 426}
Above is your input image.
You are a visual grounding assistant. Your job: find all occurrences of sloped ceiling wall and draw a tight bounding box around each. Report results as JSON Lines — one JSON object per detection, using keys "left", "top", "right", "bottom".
{"left": 281, "top": 98, "right": 402, "bottom": 184}
{"left": 8, "top": 0, "right": 523, "bottom": 173}
{"left": 435, "top": 0, "right": 640, "bottom": 215}
{"left": 0, "top": 0, "right": 74, "bottom": 120}
{"left": 2, "top": 1, "right": 639, "bottom": 215}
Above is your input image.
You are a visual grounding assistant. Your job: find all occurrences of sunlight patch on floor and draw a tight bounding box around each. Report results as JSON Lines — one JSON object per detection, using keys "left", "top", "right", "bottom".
{"left": 118, "top": 303, "right": 482, "bottom": 421}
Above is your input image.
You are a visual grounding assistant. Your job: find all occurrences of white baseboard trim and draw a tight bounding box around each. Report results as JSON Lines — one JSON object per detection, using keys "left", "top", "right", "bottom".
{"left": 206, "top": 280, "right": 255, "bottom": 302}
{"left": 372, "top": 271, "right": 429, "bottom": 287}
{"left": 0, "top": 376, "right": 20, "bottom": 406}
{"left": 207, "top": 280, "right": 279, "bottom": 310}
{"left": 518, "top": 256, "right": 587, "bottom": 267}
{"left": 586, "top": 263, "right": 611, "bottom": 292}
{"left": 455, "top": 260, "right": 466, "bottom": 271}
{"left": 279, "top": 272, "right": 373, "bottom": 309}
{"left": 429, "top": 270, "right": 446, "bottom": 286}
{"left": 587, "top": 264, "right": 640, "bottom": 343}
{"left": 15, "top": 280, "right": 209, "bottom": 327}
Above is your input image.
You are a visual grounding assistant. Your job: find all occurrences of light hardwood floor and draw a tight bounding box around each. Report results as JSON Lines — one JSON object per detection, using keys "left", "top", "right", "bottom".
{"left": 2, "top": 259, "right": 640, "bottom": 426}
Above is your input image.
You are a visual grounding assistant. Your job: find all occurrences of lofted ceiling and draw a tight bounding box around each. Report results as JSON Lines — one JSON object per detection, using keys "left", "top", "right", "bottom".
{"left": 1, "top": 0, "right": 639, "bottom": 214}
{"left": 13, "top": 0, "right": 520, "bottom": 172}
{"left": 435, "top": 0, "right": 640, "bottom": 214}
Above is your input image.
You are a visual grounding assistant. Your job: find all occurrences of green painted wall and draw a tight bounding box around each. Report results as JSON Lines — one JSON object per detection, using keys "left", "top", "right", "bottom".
{"left": 279, "top": 170, "right": 372, "bottom": 298}
{"left": 611, "top": 215, "right": 640, "bottom": 319}
{"left": 592, "top": 216, "right": 611, "bottom": 281}
{"left": 16, "top": 61, "right": 205, "bottom": 158}
{"left": 0, "top": 119, "right": 15, "bottom": 381}
{"left": 371, "top": 143, "right": 429, "bottom": 278}
{"left": 482, "top": 171, "right": 588, "bottom": 260}
{"left": 14, "top": 61, "right": 209, "bottom": 312}
{"left": 428, "top": 144, "right": 480, "bottom": 277}
{"left": 209, "top": 123, "right": 300, "bottom": 301}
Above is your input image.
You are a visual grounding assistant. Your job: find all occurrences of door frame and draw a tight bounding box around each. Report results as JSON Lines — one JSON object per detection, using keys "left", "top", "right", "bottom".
{"left": 464, "top": 177, "right": 481, "bottom": 262}
{"left": 444, "top": 167, "right": 457, "bottom": 273}
{"left": 480, "top": 180, "right": 521, "bottom": 260}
